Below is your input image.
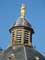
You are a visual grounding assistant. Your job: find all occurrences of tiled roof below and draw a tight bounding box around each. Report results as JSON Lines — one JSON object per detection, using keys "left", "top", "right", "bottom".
{"left": 0, "top": 46, "right": 45, "bottom": 60}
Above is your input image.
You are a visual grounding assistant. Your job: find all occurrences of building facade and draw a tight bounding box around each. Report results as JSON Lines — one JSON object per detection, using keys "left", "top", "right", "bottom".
{"left": 0, "top": 4, "right": 45, "bottom": 60}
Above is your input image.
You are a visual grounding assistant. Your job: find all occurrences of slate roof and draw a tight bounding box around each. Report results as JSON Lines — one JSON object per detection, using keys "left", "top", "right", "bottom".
{"left": 13, "top": 17, "right": 32, "bottom": 28}
{"left": 0, "top": 46, "right": 45, "bottom": 60}
{"left": 9, "top": 17, "right": 34, "bottom": 33}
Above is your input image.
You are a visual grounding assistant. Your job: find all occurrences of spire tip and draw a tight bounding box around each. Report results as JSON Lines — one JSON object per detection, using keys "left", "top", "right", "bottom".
{"left": 20, "top": 3, "right": 26, "bottom": 17}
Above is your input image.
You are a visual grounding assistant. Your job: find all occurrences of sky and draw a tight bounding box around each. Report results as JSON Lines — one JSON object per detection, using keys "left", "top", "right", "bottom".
{"left": 0, "top": 0, "right": 45, "bottom": 56}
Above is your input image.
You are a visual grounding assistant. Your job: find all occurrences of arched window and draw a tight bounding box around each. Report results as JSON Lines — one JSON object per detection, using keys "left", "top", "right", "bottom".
{"left": 35, "top": 56, "right": 40, "bottom": 60}
{"left": 8, "top": 53, "right": 16, "bottom": 59}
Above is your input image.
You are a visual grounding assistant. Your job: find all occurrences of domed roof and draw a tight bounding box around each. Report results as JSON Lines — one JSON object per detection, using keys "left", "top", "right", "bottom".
{"left": 13, "top": 17, "right": 32, "bottom": 28}
{"left": 0, "top": 46, "right": 45, "bottom": 60}
{"left": 9, "top": 17, "right": 34, "bottom": 33}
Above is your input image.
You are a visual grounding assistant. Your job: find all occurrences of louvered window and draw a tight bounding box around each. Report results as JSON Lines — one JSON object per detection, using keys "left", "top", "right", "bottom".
{"left": 12, "top": 31, "right": 15, "bottom": 40}
{"left": 16, "top": 31, "right": 22, "bottom": 44}
{"left": 24, "top": 31, "right": 29, "bottom": 45}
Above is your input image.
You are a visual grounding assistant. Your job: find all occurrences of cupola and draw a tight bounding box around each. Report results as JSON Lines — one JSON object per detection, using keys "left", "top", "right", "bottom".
{"left": 9, "top": 4, "right": 34, "bottom": 47}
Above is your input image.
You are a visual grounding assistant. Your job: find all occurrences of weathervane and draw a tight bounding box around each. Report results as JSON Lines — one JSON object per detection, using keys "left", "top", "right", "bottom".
{"left": 20, "top": 4, "right": 26, "bottom": 17}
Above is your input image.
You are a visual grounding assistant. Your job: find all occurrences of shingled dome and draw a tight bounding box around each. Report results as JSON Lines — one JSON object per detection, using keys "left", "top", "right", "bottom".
{"left": 9, "top": 17, "right": 34, "bottom": 34}
{"left": 0, "top": 46, "right": 45, "bottom": 60}
{"left": 13, "top": 17, "right": 32, "bottom": 28}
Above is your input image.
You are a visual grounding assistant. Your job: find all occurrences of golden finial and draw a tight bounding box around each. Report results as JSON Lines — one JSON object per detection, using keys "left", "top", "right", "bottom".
{"left": 20, "top": 4, "right": 26, "bottom": 17}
